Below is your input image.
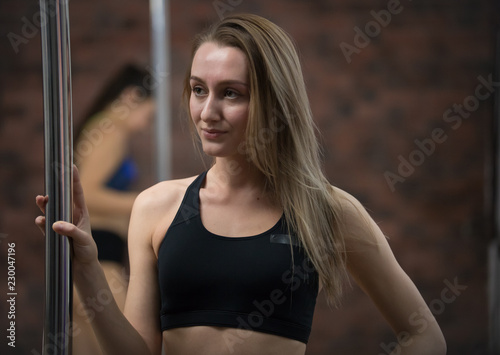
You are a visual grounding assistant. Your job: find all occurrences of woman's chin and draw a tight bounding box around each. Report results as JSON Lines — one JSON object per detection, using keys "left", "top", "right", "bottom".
{"left": 201, "top": 148, "right": 239, "bottom": 160}
{"left": 201, "top": 147, "right": 224, "bottom": 158}
{"left": 201, "top": 143, "right": 227, "bottom": 157}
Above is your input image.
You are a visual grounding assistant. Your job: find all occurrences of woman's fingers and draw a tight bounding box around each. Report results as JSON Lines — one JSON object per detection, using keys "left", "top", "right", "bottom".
{"left": 36, "top": 195, "right": 48, "bottom": 214}
{"left": 53, "top": 221, "right": 83, "bottom": 242}
{"left": 35, "top": 195, "right": 48, "bottom": 236}
{"left": 35, "top": 166, "right": 94, "bottom": 253}
{"left": 35, "top": 215, "right": 46, "bottom": 236}
{"left": 52, "top": 221, "right": 97, "bottom": 264}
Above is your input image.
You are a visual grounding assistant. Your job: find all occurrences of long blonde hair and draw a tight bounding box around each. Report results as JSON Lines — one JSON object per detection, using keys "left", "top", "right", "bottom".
{"left": 183, "top": 13, "right": 347, "bottom": 306}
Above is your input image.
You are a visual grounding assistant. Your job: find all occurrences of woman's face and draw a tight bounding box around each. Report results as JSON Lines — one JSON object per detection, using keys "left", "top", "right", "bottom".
{"left": 128, "top": 97, "right": 155, "bottom": 132}
{"left": 124, "top": 92, "right": 155, "bottom": 133}
{"left": 114, "top": 87, "right": 155, "bottom": 133}
{"left": 189, "top": 42, "right": 250, "bottom": 159}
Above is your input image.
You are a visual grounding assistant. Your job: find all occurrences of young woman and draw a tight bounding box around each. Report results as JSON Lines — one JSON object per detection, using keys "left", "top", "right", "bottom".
{"left": 72, "top": 65, "right": 155, "bottom": 354}
{"left": 36, "top": 14, "right": 446, "bottom": 355}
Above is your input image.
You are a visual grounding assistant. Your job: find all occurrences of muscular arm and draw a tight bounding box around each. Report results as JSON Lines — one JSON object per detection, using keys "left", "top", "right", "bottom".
{"left": 335, "top": 188, "right": 447, "bottom": 355}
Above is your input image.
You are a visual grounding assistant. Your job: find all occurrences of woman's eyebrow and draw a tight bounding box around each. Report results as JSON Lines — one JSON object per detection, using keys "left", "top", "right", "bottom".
{"left": 190, "top": 75, "right": 249, "bottom": 87}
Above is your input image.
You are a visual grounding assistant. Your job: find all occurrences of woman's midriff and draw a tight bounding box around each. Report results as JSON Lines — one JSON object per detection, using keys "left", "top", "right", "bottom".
{"left": 162, "top": 326, "right": 306, "bottom": 355}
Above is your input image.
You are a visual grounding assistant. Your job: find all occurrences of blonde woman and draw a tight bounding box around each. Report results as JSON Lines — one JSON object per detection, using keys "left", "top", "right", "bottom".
{"left": 36, "top": 14, "right": 446, "bottom": 355}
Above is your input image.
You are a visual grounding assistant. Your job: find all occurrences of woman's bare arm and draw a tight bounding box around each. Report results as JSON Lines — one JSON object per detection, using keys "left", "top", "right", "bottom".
{"left": 335, "top": 187, "right": 447, "bottom": 355}
{"left": 36, "top": 166, "right": 157, "bottom": 355}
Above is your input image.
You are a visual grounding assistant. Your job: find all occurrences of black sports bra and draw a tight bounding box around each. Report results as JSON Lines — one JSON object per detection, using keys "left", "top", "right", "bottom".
{"left": 158, "top": 171, "right": 319, "bottom": 343}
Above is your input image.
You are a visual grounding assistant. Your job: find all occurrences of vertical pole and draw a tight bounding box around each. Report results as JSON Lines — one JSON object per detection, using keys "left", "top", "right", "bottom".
{"left": 40, "top": 0, "right": 73, "bottom": 354}
{"left": 150, "top": 0, "right": 171, "bottom": 181}
{"left": 490, "top": 29, "right": 500, "bottom": 355}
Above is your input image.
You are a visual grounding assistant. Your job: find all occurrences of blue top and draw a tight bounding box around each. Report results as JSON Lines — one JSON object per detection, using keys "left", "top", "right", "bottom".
{"left": 157, "top": 171, "right": 319, "bottom": 344}
{"left": 105, "top": 158, "right": 138, "bottom": 191}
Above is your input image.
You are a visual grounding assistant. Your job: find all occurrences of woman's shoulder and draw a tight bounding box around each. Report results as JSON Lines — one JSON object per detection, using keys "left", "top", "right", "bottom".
{"left": 134, "top": 174, "right": 200, "bottom": 213}
{"left": 330, "top": 185, "right": 365, "bottom": 214}
{"left": 329, "top": 184, "right": 380, "bottom": 243}
{"left": 128, "top": 174, "right": 202, "bottom": 247}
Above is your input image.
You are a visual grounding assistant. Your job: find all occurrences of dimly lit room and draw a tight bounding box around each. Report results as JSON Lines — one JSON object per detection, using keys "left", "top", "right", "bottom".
{"left": 1, "top": 0, "right": 499, "bottom": 354}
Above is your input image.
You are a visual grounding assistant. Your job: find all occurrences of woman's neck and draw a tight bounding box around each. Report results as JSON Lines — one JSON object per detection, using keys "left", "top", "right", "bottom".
{"left": 204, "top": 157, "right": 279, "bottom": 208}
{"left": 210, "top": 156, "right": 266, "bottom": 191}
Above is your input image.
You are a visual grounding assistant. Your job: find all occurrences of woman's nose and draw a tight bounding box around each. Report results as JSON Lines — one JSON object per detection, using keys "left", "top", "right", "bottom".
{"left": 200, "top": 94, "right": 221, "bottom": 122}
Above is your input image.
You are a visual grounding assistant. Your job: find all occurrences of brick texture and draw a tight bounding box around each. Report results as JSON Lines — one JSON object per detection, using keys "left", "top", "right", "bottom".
{"left": 0, "top": 0, "right": 498, "bottom": 354}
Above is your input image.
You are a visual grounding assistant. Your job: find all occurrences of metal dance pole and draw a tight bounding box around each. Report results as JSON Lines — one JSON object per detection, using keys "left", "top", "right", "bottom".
{"left": 150, "top": 0, "right": 172, "bottom": 181}
{"left": 490, "top": 29, "right": 500, "bottom": 355}
{"left": 40, "top": 0, "right": 73, "bottom": 354}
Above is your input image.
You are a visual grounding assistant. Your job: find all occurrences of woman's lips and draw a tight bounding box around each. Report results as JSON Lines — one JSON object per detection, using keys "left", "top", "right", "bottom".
{"left": 202, "top": 128, "right": 226, "bottom": 139}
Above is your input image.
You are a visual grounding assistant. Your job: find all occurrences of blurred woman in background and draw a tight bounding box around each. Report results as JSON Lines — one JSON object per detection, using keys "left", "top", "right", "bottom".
{"left": 72, "top": 65, "right": 155, "bottom": 354}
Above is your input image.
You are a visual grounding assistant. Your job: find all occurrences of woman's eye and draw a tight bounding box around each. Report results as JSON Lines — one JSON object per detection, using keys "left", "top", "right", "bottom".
{"left": 224, "top": 89, "right": 239, "bottom": 99}
{"left": 192, "top": 87, "right": 205, "bottom": 96}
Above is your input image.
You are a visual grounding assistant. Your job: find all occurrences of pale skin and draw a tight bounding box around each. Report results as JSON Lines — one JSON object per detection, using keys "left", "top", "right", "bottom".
{"left": 35, "top": 42, "right": 446, "bottom": 355}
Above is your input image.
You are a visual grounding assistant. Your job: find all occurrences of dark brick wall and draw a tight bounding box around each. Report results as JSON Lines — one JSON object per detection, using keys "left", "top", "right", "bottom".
{"left": 0, "top": 0, "right": 497, "bottom": 354}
